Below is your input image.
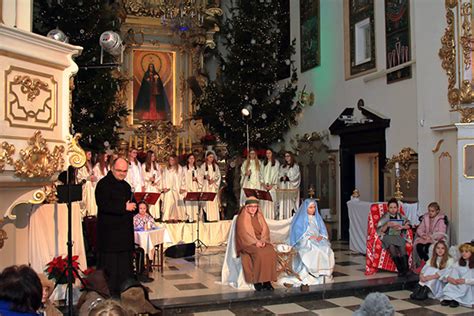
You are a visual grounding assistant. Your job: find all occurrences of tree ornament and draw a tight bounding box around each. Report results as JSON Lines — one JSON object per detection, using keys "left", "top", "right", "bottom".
{"left": 261, "top": 113, "right": 267, "bottom": 119}
{"left": 104, "top": 141, "right": 110, "bottom": 147}
{"left": 251, "top": 39, "right": 256, "bottom": 44}
{"left": 80, "top": 108, "right": 88, "bottom": 115}
{"left": 240, "top": 60, "right": 244, "bottom": 65}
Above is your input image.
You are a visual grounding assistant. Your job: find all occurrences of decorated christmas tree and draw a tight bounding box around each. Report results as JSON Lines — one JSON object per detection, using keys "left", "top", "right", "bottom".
{"left": 33, "top": 0, "right": 129, "bottom": 152}
{"left": 197, "top": 0, "right": 299, "bottom": 153}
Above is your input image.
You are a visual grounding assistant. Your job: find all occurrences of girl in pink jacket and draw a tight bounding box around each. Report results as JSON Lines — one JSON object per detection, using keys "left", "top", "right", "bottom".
{"left": 414, "top": 202, "right": 448, "bottom": 268}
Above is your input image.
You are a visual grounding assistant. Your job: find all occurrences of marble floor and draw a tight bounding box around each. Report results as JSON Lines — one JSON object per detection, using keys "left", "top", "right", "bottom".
{"left": 147, "top": 240, "right": 395, "bottom": 301}
{"left": 147, "top": 241, "right": 473, "bottom": 315}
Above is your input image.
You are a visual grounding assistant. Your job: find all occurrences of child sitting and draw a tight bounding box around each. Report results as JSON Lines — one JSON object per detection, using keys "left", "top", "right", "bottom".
{"left": 410, "top": 240, "right": 454, "bottom": 300}
{"left": 440, "top": 242, "right": 474, "bottom": 308}
{"left": 377, "top": 198, "right": 411, "bottom": 276}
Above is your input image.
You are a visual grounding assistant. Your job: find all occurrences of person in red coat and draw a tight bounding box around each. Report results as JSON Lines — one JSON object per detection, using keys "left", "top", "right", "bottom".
{"left": 95, "top": 158, "right": 137, "bottom": 296}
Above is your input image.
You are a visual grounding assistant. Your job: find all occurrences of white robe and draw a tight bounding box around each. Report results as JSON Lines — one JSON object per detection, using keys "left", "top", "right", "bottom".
{"left": 278, "top": 164, "right": 301, "bottom": 219}
{"left": 141, "top": 163, "right": 162, "bottom": 219}
{"left": 77, "top": 165, "right": 97, "bottom": 217}
{"left": 161, "top": 166, "right": 185, "bottom": 221}
{"left": 180, "top": 166, "right": 202, "bottom": 222}
{"left": 260, "top": 160, "right": 280, "bottom": 219}
{"left": 442, "top": 263, "right": 474, "bottom": 306}
{"left": 92, "top": 163, "right": 108, "bottom": 184}
{"left": 280, "top": 215, "right": 334, "bottom": 287}
{"left": 419, "top": 257, "right": 454, "bottom": 299}
{"left": 240, "top": 160, "right": 262, "bottom": 206}
{"left": 126, "top": 161, "right": 144, "bottom": 192}
{"left": 200, "top": 163, "right": 221, "bottom": 221}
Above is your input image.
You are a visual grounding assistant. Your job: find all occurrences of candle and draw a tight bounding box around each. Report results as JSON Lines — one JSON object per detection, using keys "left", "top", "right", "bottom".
{"left": 129, "top": 135, "right": 133, "bottom": 148}
{"left": 143, "top": 135, "right": 147, "bottom": 149}
{"left": 395, "top": 162, "right": 400, "bottom": 178}
{"left": 188, "top": 135, "right": 192, "bottom": 150}
{"left": 134, "top": 136, "right": 138, "bottom": 149}
{"left": 176, "top": 136, "right": 179, "bottom": 155}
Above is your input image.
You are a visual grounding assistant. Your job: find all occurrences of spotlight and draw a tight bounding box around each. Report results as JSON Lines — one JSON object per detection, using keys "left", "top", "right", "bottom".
{"left": 241, "top": 105, "right": 253, "bottom": 117}
{"left": 47, "top": 28, "right": 68, "bottom": 43}
{"left": 99, "top": 31, "right": 124, "bottom": 63}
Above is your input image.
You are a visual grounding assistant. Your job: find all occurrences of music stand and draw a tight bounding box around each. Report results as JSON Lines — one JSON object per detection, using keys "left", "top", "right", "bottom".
{"left": 185, "top": 192, "right": 217, "bottom": 251}
{"left": 243, "top": 188, "right": 273, "bottom": 202}
{"left": 56, "top": 183, "right": 84, "bottom": 316}
{"left": 134, "top": 192, "right": 161, "bottom": 205}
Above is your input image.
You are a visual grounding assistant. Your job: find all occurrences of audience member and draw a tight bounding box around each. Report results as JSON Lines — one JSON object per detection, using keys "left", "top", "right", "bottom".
{"left": 0, "top": 265, "right": 42, "bottom": 315}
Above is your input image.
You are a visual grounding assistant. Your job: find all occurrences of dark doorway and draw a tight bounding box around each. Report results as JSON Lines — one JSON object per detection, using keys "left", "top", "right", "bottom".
{"left": 330, "top": 107, "right": 390, "bottom": 240}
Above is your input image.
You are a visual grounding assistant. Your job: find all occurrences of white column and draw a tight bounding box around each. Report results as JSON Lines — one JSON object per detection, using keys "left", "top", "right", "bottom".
{"left": 455, "top": 123, "right": 474, "bottom": 243}
{"left": 1, "top": 0, "right": 33, "bottom": 32}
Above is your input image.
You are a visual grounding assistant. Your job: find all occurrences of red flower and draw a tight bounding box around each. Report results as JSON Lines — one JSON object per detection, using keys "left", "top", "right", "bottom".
{"left": 44, "top": 255, "right": 88, "bottom": 284}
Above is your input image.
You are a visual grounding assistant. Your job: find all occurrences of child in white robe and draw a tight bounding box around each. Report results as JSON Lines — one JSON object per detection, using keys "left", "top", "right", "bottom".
{"left": 441, "top": 242, "right": 474, "bottom": 308}
{"left": 161, "top": 155, "right": 185, "bottom": 222}
{"left": 180, "top": 154, "right": 202, "bottom": 222}
{"left": 200, "top": 151, "right": 221, "bottom": 221}
{"left": 240, "top": 148, "right": 262, "bottom": 206}
{"left": 141, "top": 151, "right": 162, "bottom": 219}
{"left": 278, "top": 151, "right": 300, "bottom": 220}
{"left": 410, "top": 240, "right": 454, "bottom": 300}
{"left": 77, "top": 151, "right": 97, "bottom": 217}
{"left": 260, "top": 149, "right": 280, "bottom": 219}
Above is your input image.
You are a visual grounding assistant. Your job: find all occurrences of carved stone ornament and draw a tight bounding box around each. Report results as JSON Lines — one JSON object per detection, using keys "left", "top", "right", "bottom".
{"left": 67, "top": 134, "right": 86, "bottom": 169}
{"left": 14, "top": 131, "right": 65, "bottom": 178}
{"left": 0, "top": 142, "right": 15, "bottom": 172}
{"left": 5, "top": 67, "right": 57, "bottom": 130}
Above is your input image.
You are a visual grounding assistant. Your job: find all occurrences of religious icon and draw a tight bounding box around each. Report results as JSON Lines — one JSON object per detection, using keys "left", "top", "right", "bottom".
{"left": 133, "top": 50, "right": 174, "bottom": 123}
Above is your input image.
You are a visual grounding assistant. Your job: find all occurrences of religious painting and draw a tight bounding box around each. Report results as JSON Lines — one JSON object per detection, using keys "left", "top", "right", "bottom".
{"left": 277, "top": 0, "right": 291, "bottom": 79}
{"left": 385, "top": 0, "right": 411, "bottom": 84}
{"left": 300, "top": 0, "right": 320, "bottom": 72}
{"left": 132, "top": 49, "right": 175, "bottom": 124}
{"left": 344, "top": 0, "right": 376, "bottom": 79}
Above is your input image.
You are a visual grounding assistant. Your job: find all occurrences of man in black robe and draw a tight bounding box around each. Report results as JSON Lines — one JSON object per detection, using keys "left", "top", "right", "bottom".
{"left": 95, "top": 158, "right": 137, "bottom": 295}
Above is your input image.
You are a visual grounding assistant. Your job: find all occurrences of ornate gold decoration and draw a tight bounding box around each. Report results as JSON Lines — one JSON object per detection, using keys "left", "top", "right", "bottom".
{"left": 460, "top": 2, "right": 472, "bottom": 70}
{"left": 456, "top": 105, "right": 474, "bottom": 122}
{"left": 385, "top": 147, "right": 418, "bottom": 200}
{"left": 43, "top": 183, "right": 58, "bottom": 204}
{"left": 131, "top": 121, "right": 178, "bottom": 162}
{"left": 5, "top": 66, "right": 57, "bottom": 130}
{"left": 0, "top": 142, "right": 15, "bottom": 172}
{"left": 29, "top": 189, "right": 47, "bottom": 204}
{"left": 14, "top": 131, "right": 65, "bottom": 178}
{"left": 67, "top": 134, "right": 86, "bottom": 169}
{"left": 440, "top": 0, "right": 474, "bottom": 120}
{"left": 439, "top": 1, "right": 458, "bottom": 106}
{"left": 352, "top": 189, "right": 360, "bottom": 199}
{"left": 0, "top": 225, "right": 7, "bottom": 250}
{"left": 432, "top": 139, "right": 445, "bottom": 153}
{"left": 13, "top": 75, "right": 49, "bottom": 102}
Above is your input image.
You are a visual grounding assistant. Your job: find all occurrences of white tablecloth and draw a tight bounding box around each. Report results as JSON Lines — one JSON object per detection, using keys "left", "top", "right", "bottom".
{"left": 134, "top": 227, "right": 172, "bottom": 258}
{"left": 347, "top": 199, "right": 420, "bottom": 254}
{"left": 162, "top": 221, "right": 233, "bottom": 247}
{"left": 29, "top": 202, "right": 87, "bottom": 274}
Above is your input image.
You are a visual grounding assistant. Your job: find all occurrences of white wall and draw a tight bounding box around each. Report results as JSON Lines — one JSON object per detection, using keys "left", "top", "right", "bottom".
{"left": 286, "top": 0, "right": 418, "bottom": 156}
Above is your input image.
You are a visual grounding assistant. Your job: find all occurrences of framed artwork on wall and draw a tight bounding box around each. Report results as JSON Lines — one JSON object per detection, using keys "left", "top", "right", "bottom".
{"left": 385, "top": 0, "right": 411, "bottom": 84}
{"left": 464, "top": 144, "right": 474, "bottom": 178}
{"left": 344, "top": 0, "right": 376, "bottom": 79}
{"left": 300, "top": 0, "right": 320, "bottom": 72}
{"left": 131, "top": 49, "right": 175, "bottom": 125}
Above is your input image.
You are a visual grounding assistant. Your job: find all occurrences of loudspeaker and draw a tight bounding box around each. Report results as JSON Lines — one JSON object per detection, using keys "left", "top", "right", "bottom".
{"left": 164, "top": 243, "right": 196, "bottom": 258}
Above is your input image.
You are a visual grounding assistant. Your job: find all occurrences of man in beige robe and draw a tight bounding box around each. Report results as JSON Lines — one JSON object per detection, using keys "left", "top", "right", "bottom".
{"left": 236, "top": 197, "right": 277, "bottom": 291}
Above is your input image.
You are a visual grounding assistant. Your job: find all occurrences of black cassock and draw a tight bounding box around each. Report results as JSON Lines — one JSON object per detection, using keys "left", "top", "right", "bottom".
{"left": 95, "top": 171, "right": 136, "bottom": 294}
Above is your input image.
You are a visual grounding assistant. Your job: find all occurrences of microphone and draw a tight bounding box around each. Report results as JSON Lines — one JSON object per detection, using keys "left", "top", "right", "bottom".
{"left": 248, "top": 170, "right": 251, "bottom": 181}
{"left": 130, "top": 187, "right": 135, "bottom": 202}
{"left": 80, "top": 179, "right": 87, "bottom": 185}
{"left": 192, "top": 170, "right": 195, "bottom": 179}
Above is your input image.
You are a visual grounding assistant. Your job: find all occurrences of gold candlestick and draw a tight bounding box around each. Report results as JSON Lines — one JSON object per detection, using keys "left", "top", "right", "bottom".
{"left": 394, "top": 177, "right": 404, "bottom": 201}
{"left": 143, "top": 135, "right": 147, "bottom": 150}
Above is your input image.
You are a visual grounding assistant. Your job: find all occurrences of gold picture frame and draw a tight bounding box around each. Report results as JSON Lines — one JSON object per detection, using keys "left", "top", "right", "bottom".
{"left": 124, "top": 43, "right": 192, "bottom": 127}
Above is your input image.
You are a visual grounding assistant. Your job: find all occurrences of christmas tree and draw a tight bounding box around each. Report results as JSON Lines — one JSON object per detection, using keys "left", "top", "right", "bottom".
{"left": 33, "top": 0, "right": 129, "bottom": 152}
{"left": 197, "top": 0, "right": 299, "bottom": 153}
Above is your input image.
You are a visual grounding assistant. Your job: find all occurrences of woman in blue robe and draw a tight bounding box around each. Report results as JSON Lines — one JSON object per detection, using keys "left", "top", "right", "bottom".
{"left": 283, "top": 199, "right": 335, "bottom": 285}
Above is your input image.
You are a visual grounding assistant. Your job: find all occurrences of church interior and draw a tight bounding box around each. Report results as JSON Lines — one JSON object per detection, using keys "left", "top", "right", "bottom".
{"left": 0, "top": 0, "right": 473, "bottom": 315}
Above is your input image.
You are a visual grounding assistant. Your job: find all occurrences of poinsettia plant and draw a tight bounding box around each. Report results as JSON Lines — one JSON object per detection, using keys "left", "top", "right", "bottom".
{"left": 44, "top": 255, "right": 93, "bottom": 284}
{"left": 201, "top": 134, "right": 217, "bottom": 146}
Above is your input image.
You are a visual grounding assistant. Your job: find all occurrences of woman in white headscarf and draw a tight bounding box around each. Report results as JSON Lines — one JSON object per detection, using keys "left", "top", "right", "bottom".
{"left": 284, "top": 199, "right": 334, "bottom": 286}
